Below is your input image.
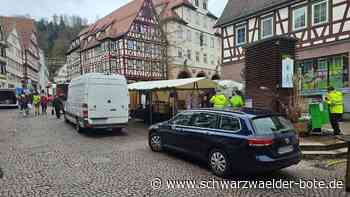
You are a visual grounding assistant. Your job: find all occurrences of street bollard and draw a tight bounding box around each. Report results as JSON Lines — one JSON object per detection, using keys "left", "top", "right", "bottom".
{"left": 337, "top": 135, "right": 350, "bottom": 192}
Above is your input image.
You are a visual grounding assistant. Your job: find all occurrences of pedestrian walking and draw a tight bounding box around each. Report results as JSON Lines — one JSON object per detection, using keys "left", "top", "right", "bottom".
{"left": 26, "top": 94, "right": 33, "bottom": 115}
{"left": 33, "top": 93, "right": 41, "bottom": 116}
{"left": 325, "top": 86, "right": 344, "bottom": 135}
{"left": 40, "top": 91, "right": 48, "bottom": 115}
{"left": 21, "top": 94, "right": 29, "bottom": 116}
{"left": 17, "top": 95, "right": 23, "bottom": 113}
{"left": 53, "top": 95, "right": 62, "bottom": 119}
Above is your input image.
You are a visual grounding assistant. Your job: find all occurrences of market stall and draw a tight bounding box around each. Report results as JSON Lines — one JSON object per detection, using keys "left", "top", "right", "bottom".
{"left": 128, "top": 77, "right": 219, "bottom": 124}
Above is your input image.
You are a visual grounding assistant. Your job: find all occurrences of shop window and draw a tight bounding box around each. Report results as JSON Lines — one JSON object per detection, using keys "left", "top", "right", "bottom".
{"left": 299, "top": 54, "right": 348, "bottom": 91}
{"left": 329, "top": 56, "right": 348, "bottom": 88}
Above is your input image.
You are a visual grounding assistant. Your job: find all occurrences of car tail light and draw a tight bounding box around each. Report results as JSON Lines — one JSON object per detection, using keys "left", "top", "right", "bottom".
{"left": 248, "top": 138, "right": 273, "bottom": 147}
{"left": 82, "top": 103, "right": 88, "bottom": 118}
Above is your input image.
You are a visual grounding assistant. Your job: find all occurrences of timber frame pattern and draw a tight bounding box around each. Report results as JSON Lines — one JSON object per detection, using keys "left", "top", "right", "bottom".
{"left": 67, "top": 0, "right": 167, "bottom": 82}
{"left": 221, "top": 0, "right": 350, "bottom": 64}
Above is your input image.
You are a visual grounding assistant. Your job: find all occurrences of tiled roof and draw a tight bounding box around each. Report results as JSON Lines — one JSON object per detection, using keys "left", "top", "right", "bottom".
{"left": 0, "top": 16, "right": 37, "bottom": 49}
{"left": 216, "top": 0, "right": 294, "bottom": 27}
{"left": 80, "top": 0, "right": 145, "bottom": 51}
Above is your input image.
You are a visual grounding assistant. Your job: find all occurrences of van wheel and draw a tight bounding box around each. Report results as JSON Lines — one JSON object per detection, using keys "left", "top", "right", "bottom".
{"left": 209, "top": 149, "right": 231, "bottom": 178}
{"left": 75, "top": 119, "right": 84, "bottom": 133}
{"left": 64, "top": 115, "right": 69, "bottom": 123}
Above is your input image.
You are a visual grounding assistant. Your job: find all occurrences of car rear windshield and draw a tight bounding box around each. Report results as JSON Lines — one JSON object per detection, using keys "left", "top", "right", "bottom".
{"left": 252, "top": 116, "right": 294, "bottom": 136}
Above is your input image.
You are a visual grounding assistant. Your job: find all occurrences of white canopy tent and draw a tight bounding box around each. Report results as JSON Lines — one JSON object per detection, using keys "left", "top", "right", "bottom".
{"left": 215, "top": 80, "right": 243, "bottom": 91}
{"left": 128, "top": 78, "right": 219, "bottom": 124}
{"left": 128, "top": 77, "right": 219, "bottom": 91}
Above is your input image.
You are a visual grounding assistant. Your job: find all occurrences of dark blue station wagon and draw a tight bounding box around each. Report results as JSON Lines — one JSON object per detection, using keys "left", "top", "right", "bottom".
{"left": 148, "top": 108, "right": 301, "bottom": 177}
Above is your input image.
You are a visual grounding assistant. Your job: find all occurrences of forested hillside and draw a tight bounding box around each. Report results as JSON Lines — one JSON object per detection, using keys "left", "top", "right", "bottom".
{"left": 35, "top": 15, "right": 88, "bottom": 78}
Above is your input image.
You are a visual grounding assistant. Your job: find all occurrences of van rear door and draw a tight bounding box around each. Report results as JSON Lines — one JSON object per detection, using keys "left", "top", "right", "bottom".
{"left": 88, "top": 84, "right": 128, "bottom": 119}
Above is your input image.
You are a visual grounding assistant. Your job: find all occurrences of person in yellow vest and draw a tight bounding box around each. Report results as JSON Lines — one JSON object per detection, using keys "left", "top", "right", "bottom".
{"left": 33, "top": 93, "right": 41, "bottom": 116}
{"left": 210, "top": 91, "right": 229, "bottom": 109}
{"left": 230, "top": 90, "right": 244, "bottom": 108}
{"left": 325, "top": 86, "right": 344, "bottom": 135}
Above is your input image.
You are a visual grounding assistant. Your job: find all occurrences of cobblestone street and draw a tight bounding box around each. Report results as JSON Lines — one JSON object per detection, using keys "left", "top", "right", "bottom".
{"left": 0, "top": 109, "right": 347, "bottom": 197}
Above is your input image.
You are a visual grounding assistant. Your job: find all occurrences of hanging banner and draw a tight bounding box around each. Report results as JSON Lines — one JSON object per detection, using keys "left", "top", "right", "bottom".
{"left": 282, "top": 57, "right": 294, "bottom": 88}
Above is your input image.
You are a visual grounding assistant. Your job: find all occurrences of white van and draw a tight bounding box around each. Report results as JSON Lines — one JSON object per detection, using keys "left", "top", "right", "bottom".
{"left": 64, "top": 73, "right": 129, "bottom": 132}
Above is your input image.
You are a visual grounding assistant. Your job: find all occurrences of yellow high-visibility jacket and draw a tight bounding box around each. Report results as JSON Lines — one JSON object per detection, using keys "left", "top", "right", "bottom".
{"left": 325, "top": 90, "right": 344, "bottom": 114}
{"left": 230, "top": 95, "right": 244, "bottom": 108}
{"left": 33, "top": 95, "right": 41, "bottom": 106}
{"left": 210, "top": 94, "right": 228, "bottom": 109}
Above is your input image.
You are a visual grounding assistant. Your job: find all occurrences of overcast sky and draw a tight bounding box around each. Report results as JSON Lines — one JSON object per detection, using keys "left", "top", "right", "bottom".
{"left": 0, "top": 0, "right": 228, "bottom": 23}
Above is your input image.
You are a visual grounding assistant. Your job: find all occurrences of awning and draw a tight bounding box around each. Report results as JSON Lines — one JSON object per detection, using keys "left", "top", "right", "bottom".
{"left": 215, "top": 80, "right": 244, "bottom": 90}
{"left": 128, "top": 77, "right": 218, "bottom": 91}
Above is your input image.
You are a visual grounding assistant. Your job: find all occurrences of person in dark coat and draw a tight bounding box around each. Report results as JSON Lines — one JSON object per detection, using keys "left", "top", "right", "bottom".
{"left": 52, "top": 95, "right": 62, "bottom": 119}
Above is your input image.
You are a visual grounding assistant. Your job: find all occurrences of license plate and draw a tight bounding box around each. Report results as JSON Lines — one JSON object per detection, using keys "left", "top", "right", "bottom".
{"left": 278, "top": 145, "right": 293, "bottom": 154}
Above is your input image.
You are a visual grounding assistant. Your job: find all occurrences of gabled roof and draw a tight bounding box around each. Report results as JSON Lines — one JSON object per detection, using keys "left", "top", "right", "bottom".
{"left": 215, "top": 0, "right": 293, "bottom": 27}
{"left": 80, "top": 0, "right": 145, "bottom": 51}
{"left": 153, "top": 0, "right": 195, "bottom": 22}
{"left": 0, "top": 16, "right": 37, "bottom": 49}
{"left": 153, "top": 0, "right": 218, "bottom": 23}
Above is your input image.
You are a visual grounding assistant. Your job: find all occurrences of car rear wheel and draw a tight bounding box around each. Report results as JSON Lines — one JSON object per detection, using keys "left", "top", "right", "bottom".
{"left": 209, "top": 149, "right": 231, "bottom": 177}
{"left": 149, "top": 133, "right": 162, "bottom": 152}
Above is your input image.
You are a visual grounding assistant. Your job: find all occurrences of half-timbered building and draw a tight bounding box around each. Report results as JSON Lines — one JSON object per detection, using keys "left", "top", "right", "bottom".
{"left": 1, "top": 17, "right": 25, "bottom": 89}
{"left": 0, "top": 20, "right": 7, "bottom": 88}
{"left": 66, "top": 0, "right": 167, "bottom": 82}
{"left": 0, "top": 17, "right": 40, "bottom": 90}
{"left": 216, "top": 0, "right": 350, "bottom": 101}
